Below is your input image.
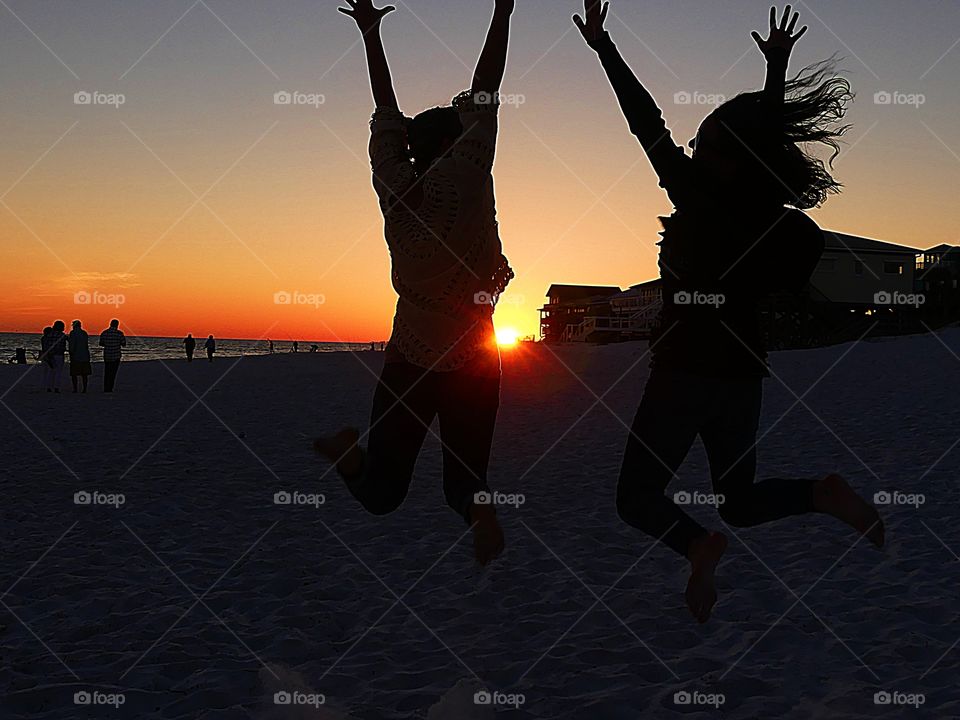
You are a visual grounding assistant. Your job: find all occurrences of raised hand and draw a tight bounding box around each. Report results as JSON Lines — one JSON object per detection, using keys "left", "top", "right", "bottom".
{"left": 752, "top": 5, "right": 807, "bottom": 58}
{"left": 472, "top": 0, "right": 514, "bottom": 94}
{"left": 573, "top": 0, "right": 610, "bottom": 47}
{"left": 340, "top": 0, "right": 400, "bottom": 110}
{"left": 338, "top": 0, "right": 396, "bottom": 32}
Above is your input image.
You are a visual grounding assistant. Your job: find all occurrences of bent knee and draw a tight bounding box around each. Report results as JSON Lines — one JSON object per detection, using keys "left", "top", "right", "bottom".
{"left": 357, "top": 480, "right": 410, "bottom": 516}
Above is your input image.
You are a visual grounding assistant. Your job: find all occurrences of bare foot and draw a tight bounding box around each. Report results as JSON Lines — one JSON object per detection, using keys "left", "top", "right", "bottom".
{"left": 813, "top": 473, "right": 884, "bottom": 548}
{"left": 313, "top": 427, "right": 363, "bottom": 476}
{"left": 469, "top": 504, "right": 505, "bottom": 567}
{"left": 685, "top": 531, "right": 727, "bottom": 624}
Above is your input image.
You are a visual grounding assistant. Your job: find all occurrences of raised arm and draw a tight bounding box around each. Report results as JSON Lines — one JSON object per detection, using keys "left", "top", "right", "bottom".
{"left": 574, "top": 1, "right": 689, "bottom": 200}
{"left": 339, "top": 0, "right": 399, "bottom": 110}
{"left": 751, "top": 5, "right": 807, "bottom": 120}
{"left": 472, "top": 0, "right": 514, "bottom": 96}
{"left": 340, "top": 2, "right": 416, "bottom": 205}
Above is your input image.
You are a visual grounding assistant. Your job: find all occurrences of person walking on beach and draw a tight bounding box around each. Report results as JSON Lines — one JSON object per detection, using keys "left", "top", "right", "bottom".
{"left": 184, "top": 333, "right": 196, "bottom": 362}
{"left": 98, "top": 319, "right": 126, "bottom": 393}
{"left": 293, "top": 340, "right": 299, "bottom": 353}
{"left": 41, "top": 323, "right": 67, "bottom": 392}
{"left": 39, "top": 326, "right": 53, "bottom": 388}
{"left": 315, "top": 0, "right": 516, "bottom": 566}
{"left": 68, "top": 320, "right": 92, "bottom": 393}
{"left": 268, "top": 339, "right": 274, "bottom": 354}
{"left": 204, "top": 334, "right": 216, "bottom": 362}
{"left": 574, "top": 2, "right": 884, "bottom": 622}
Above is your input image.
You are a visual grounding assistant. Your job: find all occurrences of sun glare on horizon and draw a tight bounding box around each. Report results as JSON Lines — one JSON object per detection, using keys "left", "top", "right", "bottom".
{"left": 496, "top": 327, "right": 520, "bottom": 347}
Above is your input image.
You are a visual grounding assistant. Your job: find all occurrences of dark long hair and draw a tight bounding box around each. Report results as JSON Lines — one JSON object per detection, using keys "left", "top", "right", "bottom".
{"left": 714, "top": 57, "right": 853, "bottom": 209}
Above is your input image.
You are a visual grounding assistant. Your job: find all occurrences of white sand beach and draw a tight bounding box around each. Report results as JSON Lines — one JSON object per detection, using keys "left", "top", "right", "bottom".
{"left": 2, "top": 331, "right": 959, "bottom": 719}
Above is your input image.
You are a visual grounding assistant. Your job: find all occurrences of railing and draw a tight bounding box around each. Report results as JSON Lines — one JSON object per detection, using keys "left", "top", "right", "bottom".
{"left": 560, "top": 300, "right": 663, "bottom": 343}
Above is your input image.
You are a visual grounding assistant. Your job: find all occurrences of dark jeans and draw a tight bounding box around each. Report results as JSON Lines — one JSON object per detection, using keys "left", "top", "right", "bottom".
{"left": 617, "top": 365, "right": 816, "bottom": 557}
{"left": 103, "top": 360, "right": 121, "bottom": 393}
{"left": 342, "top": 359, "right": 500, "bottom": 523}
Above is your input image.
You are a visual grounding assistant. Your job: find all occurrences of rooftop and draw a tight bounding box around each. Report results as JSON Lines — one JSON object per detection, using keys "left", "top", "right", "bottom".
{"left": 924, "top": 243, "right": 960, "bottom": 255}
{"left": 545, "top": 284, "right": 622, "bottom": 299}
{"left": 823, "top": 231, "right": 919, "bottom": 255}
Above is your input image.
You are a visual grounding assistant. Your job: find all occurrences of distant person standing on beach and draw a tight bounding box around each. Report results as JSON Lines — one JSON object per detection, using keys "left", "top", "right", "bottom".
{"left": 39, "top": 326, "right": 53, "bottom": 387}
{"left": 49, "top": 321, "right": 67, "bottom": 392}
{"left": 183, "top": 333, "right": 196, "bottom": 362}
{"left": 316, "top": 0, "right": 516, "bottom": 567}
{"left": 204, "top": 335, "right": 216, "bottom": 362}
{"left": 268, "top": 339, "right": 274, "bottom": 354}
{"left": 293, "top": 340, "right": 299, "bottom": 353}
{"left": 68, "top": 320, "right": 91, "bottom": 393}
{"left": 98, "top": 319, "right": 126, "bottom": 393}
{"left": 41, "top": 323, "right": 66, "bottom": 392}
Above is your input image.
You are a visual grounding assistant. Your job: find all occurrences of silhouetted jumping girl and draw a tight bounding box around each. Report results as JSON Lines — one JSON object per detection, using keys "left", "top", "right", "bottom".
{"left": 316, "top": 0, "right": 516, "bottom": 565}
{"left": 574, "top": 2, "right": 884, "bottom": 622}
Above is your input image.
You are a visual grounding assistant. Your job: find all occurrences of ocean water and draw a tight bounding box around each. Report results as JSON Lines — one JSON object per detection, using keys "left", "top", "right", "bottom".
{"left": 0, "top": 332, "right": 376, "bottom": 363}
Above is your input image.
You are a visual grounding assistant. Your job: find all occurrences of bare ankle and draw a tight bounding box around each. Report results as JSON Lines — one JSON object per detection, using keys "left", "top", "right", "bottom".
{"left": 687, "top": 532, "right": 711, "bottom": 563}
{"left": 687, "top": 531, "right": 726, "bottom": 566}
{"left": 337, "top": 439, "right": 363, "bottom": 476}
{"left": 813, "top": 473, "right": 846, "bottom": 511}
{"left": 315, "top": 428, "right": 363, "bottom": 476}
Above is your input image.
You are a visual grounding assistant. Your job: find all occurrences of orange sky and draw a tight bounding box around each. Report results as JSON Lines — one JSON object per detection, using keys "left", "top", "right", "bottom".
{"left": 2, "top": 1, "right": 958, "bottom": 340}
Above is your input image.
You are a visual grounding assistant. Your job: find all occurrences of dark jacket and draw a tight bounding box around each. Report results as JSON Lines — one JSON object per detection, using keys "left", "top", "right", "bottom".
{"left": 68, "top": 329, "right": 91, "bottom": 363}
{"left": 652, "top": 207, "right": 823, "bottom": 377}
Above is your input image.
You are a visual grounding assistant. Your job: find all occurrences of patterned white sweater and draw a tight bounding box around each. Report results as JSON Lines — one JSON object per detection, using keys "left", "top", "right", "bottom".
{"left": 368, "top": 91, "right": 514, "bottom": 372}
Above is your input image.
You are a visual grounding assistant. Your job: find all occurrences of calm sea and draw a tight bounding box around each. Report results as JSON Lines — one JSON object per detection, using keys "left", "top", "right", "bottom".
{"left": 1, "top": 332, "right": 375, "bottom": 363}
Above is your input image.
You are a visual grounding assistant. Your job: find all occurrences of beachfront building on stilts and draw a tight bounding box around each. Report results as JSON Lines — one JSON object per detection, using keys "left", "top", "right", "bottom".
{"left": 540, "top": 232, "right": 960, "bottom": 348}
{"left": 539, "top": 285, "right": 622, "bottom": 343}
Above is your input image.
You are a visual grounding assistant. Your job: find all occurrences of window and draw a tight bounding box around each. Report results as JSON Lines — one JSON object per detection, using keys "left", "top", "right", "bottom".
{"left": 854, "top": 261, "right": 864, "bottom": 275}
{"left": 883, "top": 261, "right": 904, "bottom": 275}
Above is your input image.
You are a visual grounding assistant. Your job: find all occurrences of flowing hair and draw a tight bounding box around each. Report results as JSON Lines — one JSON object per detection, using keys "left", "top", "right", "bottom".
{"left": 714, "top": 56, "right": 853, "bottom": 209}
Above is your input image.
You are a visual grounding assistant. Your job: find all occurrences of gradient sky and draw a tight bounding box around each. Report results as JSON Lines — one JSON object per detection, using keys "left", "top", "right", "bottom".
{"left": 2, "top": 0, "right": 958, "bottom": 340}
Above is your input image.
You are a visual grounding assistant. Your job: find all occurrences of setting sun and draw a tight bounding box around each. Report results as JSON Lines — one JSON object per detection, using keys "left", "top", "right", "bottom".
{"left": 496, "top": 327, "right": 520, "bottom": 347}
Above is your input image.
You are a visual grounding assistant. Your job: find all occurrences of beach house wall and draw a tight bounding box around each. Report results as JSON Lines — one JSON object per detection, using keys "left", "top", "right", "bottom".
{"left": 610, "top": 279, "right": 662, "bottom": 312}
{"left": 539, "top": 285, "right": 621, "bottom": 343}
{"left": 914, "top": 244, "right": 960, "bottom": 320}
{"left": 915, "top": 244, "right": 960, "bottom": 290}
{"left": 609, "top": 280, "right": 663, "bottom": 338}
{"left": 810, "top": 231, "right": 917, "bottom": 305}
